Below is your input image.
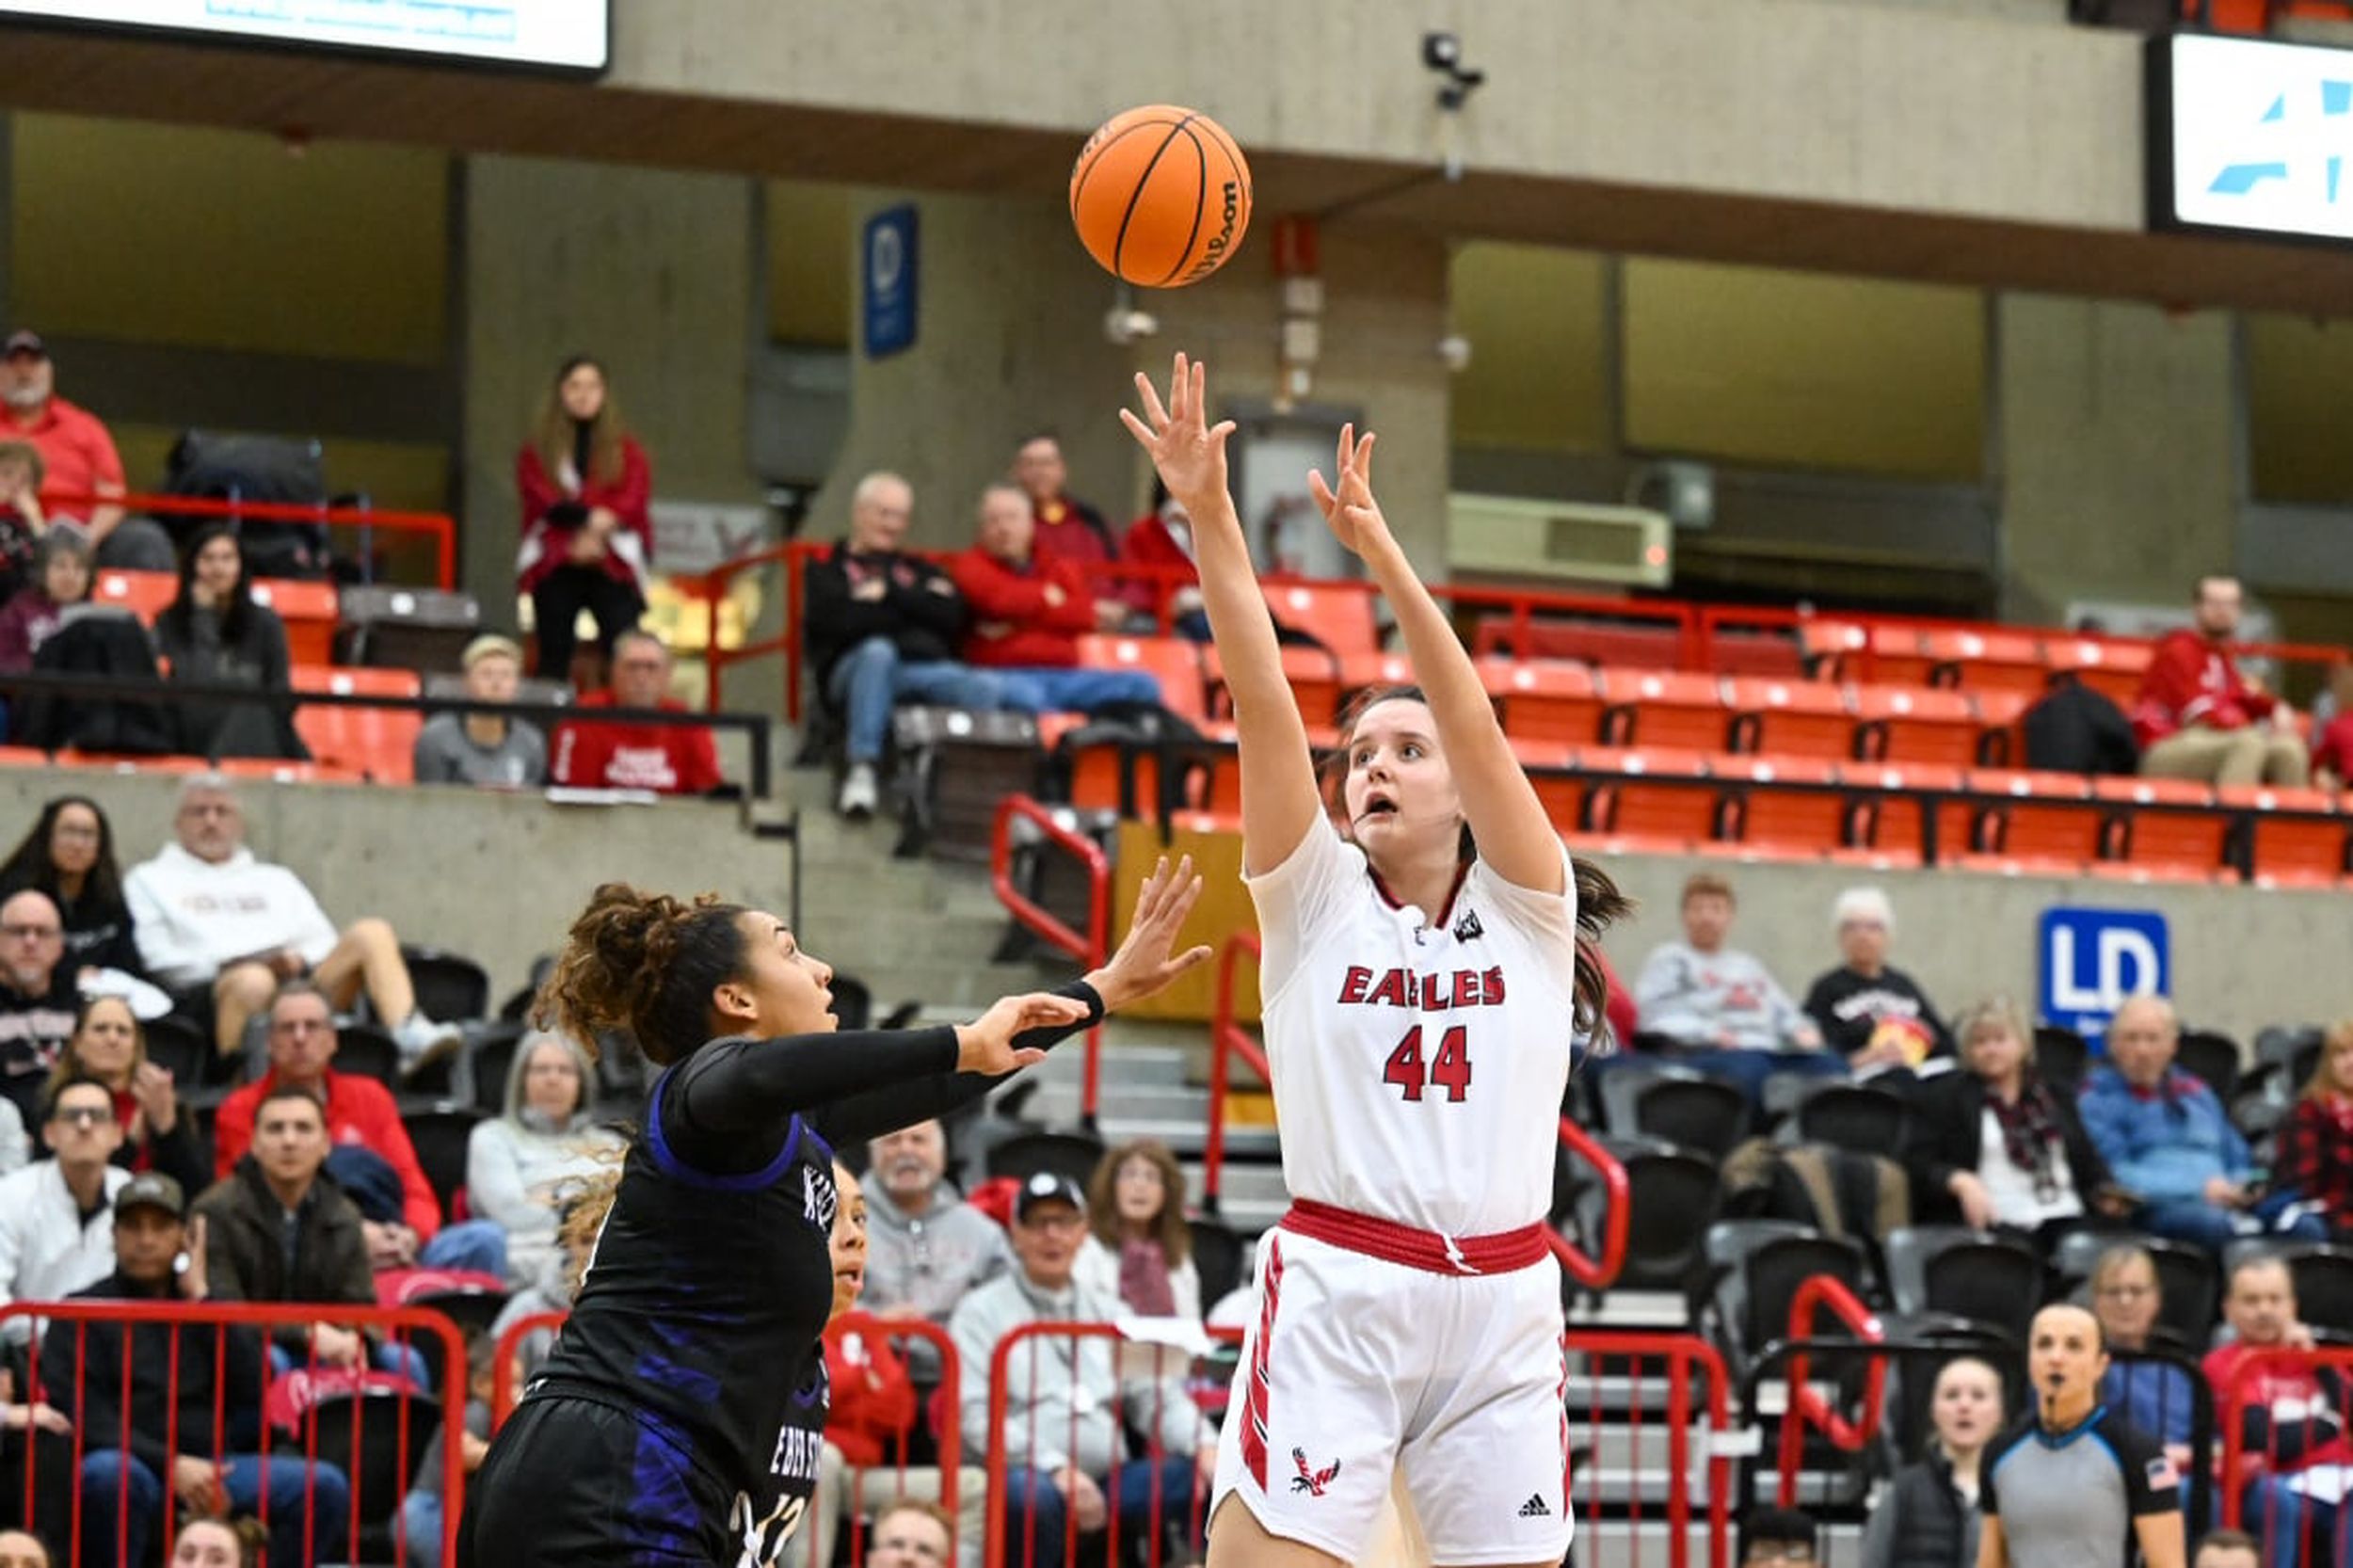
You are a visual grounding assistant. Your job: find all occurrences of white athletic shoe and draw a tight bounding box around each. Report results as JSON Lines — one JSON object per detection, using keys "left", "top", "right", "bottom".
{"left": 392, "top": 1011, "right": 465, "bottom": 1075}
{"left": 838, "top": 762, "right": 880, "bottom": 819}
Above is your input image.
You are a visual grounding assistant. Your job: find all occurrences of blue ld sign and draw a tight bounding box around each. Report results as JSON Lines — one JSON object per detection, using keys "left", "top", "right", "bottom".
{"left": 862, "top": 205, "right": 919, "bottom": 360}
{"left": 2039, "top": 907, "right": 2169, "bottom": 1043}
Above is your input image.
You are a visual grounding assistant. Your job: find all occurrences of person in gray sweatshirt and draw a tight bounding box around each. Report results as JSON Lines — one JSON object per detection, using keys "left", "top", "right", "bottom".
{"left": 951, "top": 1174, "right": 1210, "bottom": 1568}
{"left": 1633, "top": 872, "right": 1844, "bottom": 1105}
{"left": 862, "top": 1117, "right": 1012, "bottom": 1379}
{"left": 463, "top": 1031, "right": 625, "bottom": 1288}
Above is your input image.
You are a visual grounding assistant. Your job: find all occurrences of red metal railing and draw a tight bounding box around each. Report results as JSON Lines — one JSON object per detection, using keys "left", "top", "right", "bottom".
{"left": 4, "top": 1296, "right": 468, "bottom": 1568}
{"left": 991, "top": 794, "right": 1110, "bottom": 1127}
{"left": 489, "top": 1308, "right": 570, "bottom": 1429}
{"left": 1204, "top": 930, "right": 1629, "bottom": 1288}
{"left": 1567, "top": 1329, "right": 1735, "bottom": 1568}
{"left": 1774, "top": 1273, "right": 1887, "bottom": 1509}
{"left": 44, "top": 488, "right": 457, "bottom": 590}
{"left": 2217, "top": 1342, "right": 2353, "bottom": 1552}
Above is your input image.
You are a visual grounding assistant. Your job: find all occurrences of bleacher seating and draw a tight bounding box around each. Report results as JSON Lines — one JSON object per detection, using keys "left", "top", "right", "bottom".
{"left": 292, "top": 664, "right": 424, "bottom": 783}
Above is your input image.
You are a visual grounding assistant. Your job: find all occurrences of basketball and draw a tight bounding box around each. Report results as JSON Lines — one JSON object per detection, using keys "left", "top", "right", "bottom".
{"left": 1069, "top": 104, "right": 1253, "bottom": 289}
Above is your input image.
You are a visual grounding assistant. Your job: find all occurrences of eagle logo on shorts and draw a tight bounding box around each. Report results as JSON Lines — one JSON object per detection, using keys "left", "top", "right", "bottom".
{"left": 1290, "top": 1447, "right": 1341, "bottom": 1496}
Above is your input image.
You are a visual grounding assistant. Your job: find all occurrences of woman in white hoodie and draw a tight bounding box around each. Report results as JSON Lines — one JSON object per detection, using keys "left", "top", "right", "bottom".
{"left": 464, "top": 1032, "right": 624, "bottom": 1288}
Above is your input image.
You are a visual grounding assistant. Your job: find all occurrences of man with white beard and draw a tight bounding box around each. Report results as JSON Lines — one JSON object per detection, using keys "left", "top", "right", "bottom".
{"left": 0, "top": 331, "right": 171, "bottom": 569}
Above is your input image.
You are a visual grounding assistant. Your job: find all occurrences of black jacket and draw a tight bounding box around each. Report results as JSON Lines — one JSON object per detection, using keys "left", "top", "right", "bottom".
{"left": 802, "top": 541, "right": 967, "bottom": 690}
{"left": 1862, "top": 1454, "right": 1980, "bottom": 1568}
{"left": 153, "top": 601, "right": 307, "bottom": 761}
{"left": 38, "top": 1269, "right": 266, "bottom": 1466}
{"left": 1802, "top": 965, "right": 1953, "bottom": 1062}
{"left": 1902, "top": 1070, "right": 2115, "bottom": 1224}
{"left": 0, "top": 873, "right": 145, "bottom": 980}
{"left": 192, "top": 1157, "right": 376, "bottom": 1352}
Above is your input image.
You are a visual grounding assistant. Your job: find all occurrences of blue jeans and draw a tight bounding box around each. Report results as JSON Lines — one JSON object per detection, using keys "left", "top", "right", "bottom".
{"left": 77, "top": 1449, "right": 351, "bottom": 1568}
{"left": 420, "top": 1218, "right": 508, "bottom": 1277}
{"left": 2141, "top": 1193, "right": 2330, "bottom": 1255}
{"left": 993, "top": 667, "right": 1162, "bottom": 718}
{"left": 270, "top": 1337, "right": 433, "bottom": 1389}
{"left": 401, "top": 1487, "right": 443, "bottom": 1568}
{"left": 1001, "top": 1457, "right": 1198, "bottom": 1568}
{"left": 826, "top": 636, "right": 1016, "bottom": 763}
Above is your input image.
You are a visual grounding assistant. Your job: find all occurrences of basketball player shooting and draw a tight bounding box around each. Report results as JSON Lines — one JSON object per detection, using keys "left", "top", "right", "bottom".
{"left": 1122, "top": 353, "right": 1627, "bottom": 1568}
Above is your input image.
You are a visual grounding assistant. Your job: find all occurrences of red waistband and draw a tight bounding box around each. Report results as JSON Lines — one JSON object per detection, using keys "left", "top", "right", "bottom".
{"left": 1278, "top": 1198, "right": 1551, "bottom": 1276}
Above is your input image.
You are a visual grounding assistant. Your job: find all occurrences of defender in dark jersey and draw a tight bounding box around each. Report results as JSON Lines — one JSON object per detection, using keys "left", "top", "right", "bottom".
{"left": 1981, "top": 1304, "right": 2185, "bottom": 1568}
{"left": 458, "top": 859, "right": 1209, "bottom": 1568}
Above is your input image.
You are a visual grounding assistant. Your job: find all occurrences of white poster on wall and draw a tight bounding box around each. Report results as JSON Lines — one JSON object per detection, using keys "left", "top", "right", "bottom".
{"left": 0, "top": 0, "right": 610, "bottom": 72}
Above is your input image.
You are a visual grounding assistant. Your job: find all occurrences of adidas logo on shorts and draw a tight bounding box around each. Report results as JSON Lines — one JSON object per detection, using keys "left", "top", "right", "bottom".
{"left": 1519, "top": 1494, "right": 1551, "bottom": 1518}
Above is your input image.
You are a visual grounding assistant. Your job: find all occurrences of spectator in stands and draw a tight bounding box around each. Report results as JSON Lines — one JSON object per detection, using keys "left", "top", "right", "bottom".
{"left": 0, "top": 891, "right": 86, "bottom": 1125}
{"left": 0, "top": 1075, "right": 130, "bottom": 1346}
{"left": 2276, "top": 1020, "right": 2353, "bottom": 1239}
{"left": 170, "top": 1519, "right": 267, "bottom": 1568}
{"left": 862, "top": 1117, "right": 1013, "bottom": 1377}
{"left": 194, "top": 1081, "right": 413, "bottom": 1379}
{"left": 868, "top": 1502, "right": 956, "bottom": 1568}
{"left": 1122, "top": 480, "right": 1209, "bottom": 639}
{"left": 0, "top": 531, "right": 88, "bottom": 678}
{"left": 411, "top": 632, "right": 547, "bottom": 789}
{"left": 124, "top": 774, "right": 465, "bottom": 1063}
{"left": 1012, "top": 433, "right": 1137, "bottom": 621}
{"left": 46, "top": 995, "right": 206, "bottom": 1195}
{"left": 2134, "top": 575, "right": 2308, "bottom": 789}
{"left": 0, "top": 796, "right": 141, "bottom": 980}
{"left": 152, "top": 525, "right": 306, "bottom": 761}
{"left": 1801, "top": 888, "right": 1952, "bottom": 1069}
{"left": 47, "top": 1171, "right": 351, "bottom": 1568}
{"left": 1074, "top": 1137, "right": 1199, "bottom": 1319}
{"left": 397, "top": 1333, "right": 495, "bottom": 1568}
{"left": 948, "top": 484, "right": 1163, "bottom": 716}
{"left": 795, "top": 1160, "right": 986, "bottom": 1568}
{"left": 2203, "top": 1255, "right": 2353, "bottom": 1568}
{"left": 806, "top": 471, "right": 1011, "bottom": 820}
{"left": 516, "top": 354, "right": 652, "bottom": 684}
{"left": 0, "top": 440, "right": 43, "bottom": 539}
{"left": 1634, "top": 872, "right": 1840, "bottom": 1102}
{"left": 2194, "top": 1530, "right": 2262, "bottom": 1568}
{"left": 950, "top": 1173, "right": 1209, "bottom": 1568}
{"left": 549, "top": 629, "right": 723, "bottom": 795}
{"left": 1982, "top": 1304, "right": 2184, "bottom": 1568}
{"left": 1905, "top": 998, "right": 2122, "bottom": 1240}
{"left": 2312, "top": 662, "right": 2353, "bottom": 792}
{"left": 0, "top": 1530, "right": 47, "bottom": 1568}
{"left": 1, "top": 330, "right": 170, "bottom": 569}
{"left": 2080, "top": 996, "right": 2325, "bottom": 1253}
{"left": 212, "top": 982, "right": 504, "bottom": 1275}
{"left": 466, "top": 1031, "right": 624, "bottom": 1288}
{"left": 2093, "top": 1245, "right": 2200, "bottom": 1492}
{"left": 1741, "top": 1507, "right": 1820, "bottom": 1568}
{"left": 1859, "top": 1355, "right": 2004, "bottom": 1568}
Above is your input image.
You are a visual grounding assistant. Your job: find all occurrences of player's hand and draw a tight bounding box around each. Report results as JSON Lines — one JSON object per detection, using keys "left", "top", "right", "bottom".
{"left": 1086, "top": 856, "right": 1212, "bottom": 1012}
{"left": 954, "top": 994, "right": 1089, "bottom": 1076}
{"left": 1120, "top": 353, "right": 1235, "bottom": 513}
{"left": 1306, "top": 424, "right": 1395, "bottom": 561}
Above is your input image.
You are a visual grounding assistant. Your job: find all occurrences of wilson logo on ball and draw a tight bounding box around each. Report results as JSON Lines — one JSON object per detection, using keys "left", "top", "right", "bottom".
{"left": 1070, "top": 104, "right": 1253, "bottom": 288}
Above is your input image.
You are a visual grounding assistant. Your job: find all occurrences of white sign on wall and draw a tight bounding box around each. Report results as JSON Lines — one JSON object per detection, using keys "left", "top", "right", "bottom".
{"left": 2153, "top": 32, "right": 2353, "bottom": 242}
{"left": 0, "top": 0, "right": 610, "bottom": 72}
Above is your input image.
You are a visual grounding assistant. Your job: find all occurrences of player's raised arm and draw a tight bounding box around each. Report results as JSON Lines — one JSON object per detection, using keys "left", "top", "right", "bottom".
{"left": 1308, "top": 428, "right": 1562, "bottom": 896}
{"left": 1122, "top": 354, "right": 1320, "bottom": 875}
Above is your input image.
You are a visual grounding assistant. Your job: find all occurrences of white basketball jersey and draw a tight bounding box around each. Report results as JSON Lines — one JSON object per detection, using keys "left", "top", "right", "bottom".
{"left": 1246, "top": 816, "right": 1581, "bottom": 1238}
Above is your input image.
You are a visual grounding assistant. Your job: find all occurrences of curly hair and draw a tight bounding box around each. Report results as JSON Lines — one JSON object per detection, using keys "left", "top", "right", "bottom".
{"left": 1324, "top": 683, "right": 1634, "bottom": 1043}
{"left": 1084, "top": 1139, "right": 1192, "bottom": 1265}
{"left": 534, "top": 883, "right": 750, "bottom": 1066}
{"left": 558, "top": 1171, "right": 623, "bottom": 1297}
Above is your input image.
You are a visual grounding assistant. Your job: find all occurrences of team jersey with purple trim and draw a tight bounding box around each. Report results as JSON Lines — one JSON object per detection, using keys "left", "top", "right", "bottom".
{"left": 1245, "top": 817, "right": 1581, "bottom": 1238}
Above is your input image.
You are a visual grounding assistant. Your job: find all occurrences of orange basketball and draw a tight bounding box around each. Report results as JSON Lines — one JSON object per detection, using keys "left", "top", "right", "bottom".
{"left": 1069, "top": 104, "right": 1253, "bottom": 289}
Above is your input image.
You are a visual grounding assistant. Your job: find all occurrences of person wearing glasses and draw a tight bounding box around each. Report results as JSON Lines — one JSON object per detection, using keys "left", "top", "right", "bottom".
{"left": 0, "top": 889, "right": 167, "bottom": 1130}
{"left": 1743, "top": 1507, "right": 1822, "bottom": 1568}
{"left": 548, "top": 629, "right": 723, "bottom": 796}
{"left": 0, "top": 1075, "right": 131, "bottom": 1346}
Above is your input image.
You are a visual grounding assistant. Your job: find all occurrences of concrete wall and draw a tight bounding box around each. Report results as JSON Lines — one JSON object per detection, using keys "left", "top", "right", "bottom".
{"left": 1994, "top": 295, "right": 2240, "bottom": 623}
{"left": 459, "top": 155, "right": 763, "bottom": 614}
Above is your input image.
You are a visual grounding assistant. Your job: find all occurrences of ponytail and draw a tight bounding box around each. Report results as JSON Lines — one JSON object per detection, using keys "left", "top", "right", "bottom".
{"left": 535, "top": 882, "right": 749, "bottom": 1065}
{"left": 1573, "top": 858, "right": 1632, "bottom": 1046}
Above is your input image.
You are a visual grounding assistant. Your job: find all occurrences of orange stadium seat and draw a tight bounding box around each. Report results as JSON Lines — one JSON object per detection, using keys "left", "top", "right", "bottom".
{"left": 1723, "top": 678, "right": 1852, "bottom": 760}
{"left": 1577, "top": 744, "right": 1719, "bottom": 848}
{"left": 1337, "top": 650, "right": 1417, "bottom": 704}
{"left": 1510, "top": 617, "right": 1682, "bottom": 670}
{"left": 2222, "top": 785, "right": 2349, "bottom": 885}
{"left": 1509, "top": 738, "right": 1582, "bottom": 829}
{"left": 1922, "top": 628, "right": 2046, "bottom": 693}
{"left": 1709, "top": 629, "right": 1806, "bottom": 679}
{"left": 1191, "top": 722, "right": 1337, "bottom": 818}
{"left": 1077, "top": 635, "right": 1207, "bottom": 721}
{"left": 0, "top": 746, "right": 53, "bottom": 770}
{"left": 92, "top": 569, "right": 176, "bottom": 622}
{"left": 2092, "top": 776, "right": 2228, "bottom": 877}
{"left": 1798, "top": 620, "right": 1866, "bottom": 679}
{"left": 1597, "top": 668, "right": 1727, "bottom": 752}
{"left": 1851, "top": 684, "right": 1984, "bottom": 767}
{"left": 2044, "top": 638, "right": 2151, "bottom": 707}
{"left": 1714, "top": 755, "right": 1845, "bottom": 856}
{"left": 1971, "top": 689, "right": 2031, "bottom": 768}
{"left": 1961, "top": 769, "right": 2102, "bottom": 869}
{"left": 1865, "top": 626, "right": 1936, "bottom": 687}
{"left": 2085, "top": 860, "right": 2226, "bottom": 888}
{"left": 253, "top": 579, "right": 340, "bottom": 666}
{"left": 291, "top": 664, "right": 421, "bottom": 783}
{"left": 1482, "top": 659, "right": 1603, "bottom": 746}
{"left": 1842, "top": 760, "right": 1965, "bottom": 858}
{"left": 1205, "top": 643, "right": 1341, "bottom": 728}
{"left": 1261, "top": 581, "right": 1378, "bottom": 661}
